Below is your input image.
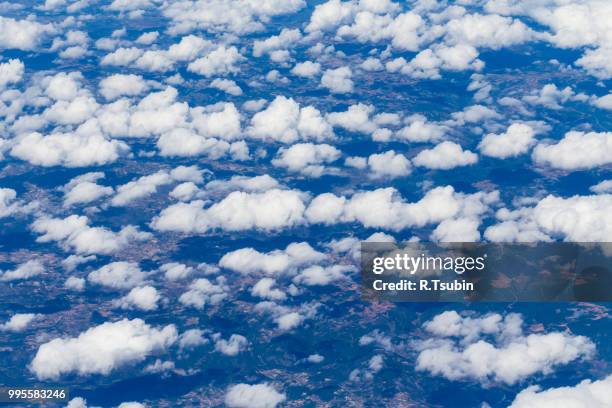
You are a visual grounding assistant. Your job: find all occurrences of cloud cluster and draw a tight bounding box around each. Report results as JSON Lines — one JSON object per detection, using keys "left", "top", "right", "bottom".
{"left": 179, "top": 277, "right": 229, "bottom": 309}
{"left": 487, "top": 0, "right": 612, "bottom": 79}
{"left": 413, "top": 141, "right": 478, "bottom": 170}
{"left": 225, "top": 383, "right": 285, "bottom": 408}
{"left": 293, "top": 264, "right": 354, "bottom": 286}
{"left": 152, "top": 183, "right": 498, "bottom": 238}
{"left": 162, "top": 0, "right": 305, "bottom": 35}
{"left": 479, "top": 123, "right": 536, "bottom": 159}
{"left": 272, "top": 143, "right": 341, "bottom": 177}
{"left": 0, "top": 260, "right": 44, "bottom": 282}
{"left": 321, "top": 66, "right": 353, "bottom": 93}
{"left": 510, "top": 374, "right": 612, "bottom": 407}
{"left": 247, "top": 96, "right": 334, "bottom": 143}
{"left": 88, "top": 262, "right": 148, "bottom": 290}
{"left": 416, "top": 311, "right": 595, "bottom": 385}
{"left": 532, "top": 131, "right": 612, "bottom": 170}
{"left": 11, "top": 126, "right": 128, "bottom": 168}
{"left": 486, "top": 193, "right": 612, "bottom": 242}
{"left": 220, "top": 242, "right": 325, "bottom": 275}
{"left": 32, "top": 215, "right": 151, "bottom": 254}
{"left": 30, "top": 319, "right": 177, "bottom": 380}
{"left": 151, "top": 189, "right": 307, "bottom": 233}
{"left": 0, "top": 188, "right": 37, "bottom": 218}
{"left": 346, "top": 150, "right": 411, "bottom": 179}
{"left": 114, "top": 286, "right": 161, "bottom": 311}
{"left": 0, "top": 59, "right": 24, "bottom": 90}
{"left": 0, "top": 313, "right": 39, "bottom": 332}
{"left": 306, "top": 186, "right": 498, "bottom": 233}
{"left": 213, "top": 333, "right": 248, "bottom": 356}
{"left": 62, "top": 172, "right": 114, "bottom": 207}
{"left": 0, "top": 16, "right": 55, "bottom": 51}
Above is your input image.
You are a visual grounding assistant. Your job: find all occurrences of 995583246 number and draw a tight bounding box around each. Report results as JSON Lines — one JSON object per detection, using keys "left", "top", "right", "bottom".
{"left": 0, "top": 387, "right": 69, "bottom": 402}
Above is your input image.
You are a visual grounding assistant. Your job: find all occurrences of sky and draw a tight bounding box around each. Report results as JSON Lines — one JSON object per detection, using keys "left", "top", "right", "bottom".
{"left": 0, "top": 0, "right": 611, "bottom": 407}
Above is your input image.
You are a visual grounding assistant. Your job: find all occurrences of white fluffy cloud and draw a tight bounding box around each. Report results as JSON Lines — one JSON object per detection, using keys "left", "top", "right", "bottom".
{"left": 251, "top": 278, "right": 286, "bottom": 300}
{"left": 247, "top": 96, "right": 333, "bottom": 143}
{"left": 179, "top": 277, "right": 228, "bottom": 309}
{"left": 416, "top": 311, "right": 595, "bottom": 385}
{"left": 205, "top": 175, "right": 279, "bottom": 194}
{"left": 188, "top": 46, "right": 243, "bottom": 77}
{"left": 255, "top": 301, "right": 317, "bottom": 331}
{"left": 293, "top": 264, "right": 354, "bottom": 286}
{"left": 135, "top": 31, "right": 159, "bottom": 45}
{"left": 291, "top": 61, "right": 321, "bottom": 77}
{"left": 62, "top": 255, "right": 96, "bottom": 272}
{"left": 347, "top": 150, "right": 412, "bottom": 179}
{"left": 413, "top": 141, "right": 478, "bottom": 169}
{"left": 65, "top": 276, "right": 86, "bottom": 291}
{"left": 162, "top": 0, "right": 305, "bottom": 35}
{"left": 101, "top": 47, "right": 144, "bottom": 66}
{"left": 272, "top": 143, "right": 341, "bottom": 177}
{"left": 99, "top": 74, "right": 148, "bottom": 100}
{"left": 0, "top": 17, "right": 54, "bottom": 50}
{"left": 190, "top": 102, "right": 242, "bottom": 141}
{"left": 111, "top": 171, "right": 173, "bottom": 206}
{"left": 11, "top": 124, "right": 128, "bottom": 168}
{"left": 253, "top": 28, "right": 302, "bottom": 60}
{"left": 523, "top": 84, "right": 587, "bottom": 109}
{"left": 308, "top": 2, "right": 426, "bottom": 52}
{"left": 210, "top": 78, "right": 243, "bottom": 96}
{"left": 160, "top": 262, "right": 193, "bottom": 281}
{"left": 339, "top": 11, "right": 425, "bottom": 51}
{"left": 32, "top": 215, "right": 151, "bottom": 254}
{"left": 478, "top": 123, "right": 536, "bottom": 158}
{"left": 220, "top": 242, "right": 325, "bottom": 275}
{"left": 485, "top": 0, "right": 612, "bottom": 79}
{"left": 151, "top": 189, "right": 307, "bottom": 233}
{"left": 115, "top": 286, "right": 160, "bottom": 311}
{"left": 510, "top": 374, "right": 612, "bottom": 408}
{"left": 592, "top": 93, "right": 612, "bottom": 110}
{"left": 178, "top": 329, "right": 208, "bottom": 350}
{"left": 157, "top": 129, "right": 232, "bottom": 158}
{"left": 321, "top": 66, "right": 353, "bottom": 93}
{"left": 576, "top": 46, "right": 612, "bottom": 79}
{"left": 214, "top": 333, "right": 248, "bottom": 356}
{"left": 0, "top": 188, "right": 37, "bottom": 218}
{"left": 0, "top": 59, "right": 24, "bottom": 89}
{"left": 30, "top": 319, "right": 177, "bottom": 380}
{"left": 0, "top": 260, "right": 44, "bottom": 282}
{"left": 135, "top": 35, "right": 213, "bottom": 72}
{"left": 88, "top": 262, "right": 148, "bottom": 290}
{"left": 361, "top": 57, "right": 384, "bottom": 71}
{"left": 0, "top": 313, "right": 39, "bottom": 332}
{"left": 431, "top": 217, "right": 482, "bottom": 242}
{"left": 590, "top": 180, "right": 612, "bottom": 194}
{"left": 62, "top": 172, "right": 114, "bottom": 207}
{"left": 393, "top": 115, "right": 446, "bottom": 143}
{"left": 225, "top": 383, "right": 286, "bottom": 408}
{"left": 42, "top": 95, "right": 100, "bottom": 125}
{"left": 444, "top": 13, "right": 534, "bottom": 49}
{"left": 306, "top": 0, "right": 356, "bottom": 33}
{"left": 388, "top": 44, "right": 483, "bottom": 79}
{"left": 532, "top": 131, "right": 612, "bottom": 170}
{"left": 305, "top": 186, "right": 498, "bottom": 231}
{"left": 365, "top": 150, "right": 411, "bottom": 178}
{"left": 451, "top": 104, "right": 500, "bottom": 124}
{"left": 275, "top": 311, "right": 303, "bottom": 331}
{"left": 486, "top": 193, "right": 612, "bottom": 242}
{"left": 326, "top": 103, "right": 376, "bottom": 134}
{"left": 121, "top": 87, "right": 189, "bottom": 138}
